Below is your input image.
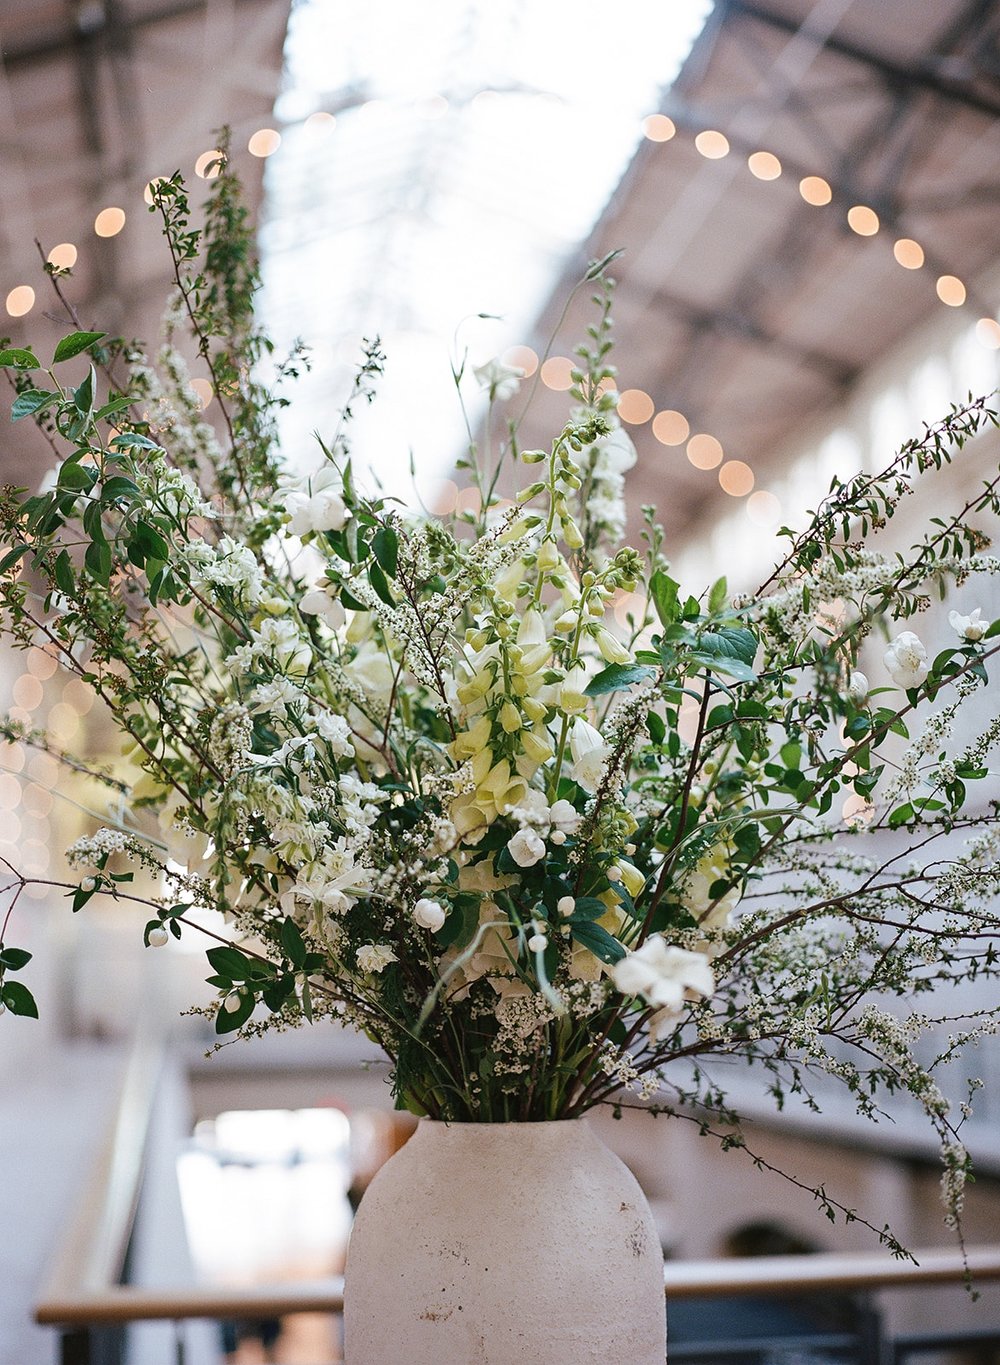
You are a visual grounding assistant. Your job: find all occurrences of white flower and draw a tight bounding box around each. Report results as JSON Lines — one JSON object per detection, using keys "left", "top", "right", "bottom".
{"left": 548, "top": 798, "right": 581, "bottom": 835}
{"left": 569, "top": 718, "right": 612, "bottom": 791}
{"left": 949, "top": 608, "right": 988, "bottom": 642}
{"left": 473, "top": 357, "right": 523, "bottom": 402}
{"left": 557, "top": 895, "right": 576, "bottom": 916}
{"left": 147, "top": 926, "right": 169, "bottom": 948}
{"left": 592, "top": 425, "right": 637, "bottom": 476}
{"left": 527, "top": 932, "right": 548, "bottom": 952}
{"left": 413, "top": 898, "right": 447, "bottom": 932}
{"left": 884, "top": 630, "right": 929, "bottom": 690}
{"left": 611, "top": 938, "right": 715, "bottom": 1019}
{"left": 283, "top": 465, "right": 348, "bottom": 536}
{"left": 847, "top": 670, "right": 869, "bottom": 704}
{"left": 300, "top": 586, "right": 345, "bottom": 631}
{"left": 507, "top": 827, "right": 546, "bottom": 868}
{"left": 311, "top": 709, "right": 353, "bottom": 756}
{"left": 356, "top": 943, "right": 397, "bottom": 974}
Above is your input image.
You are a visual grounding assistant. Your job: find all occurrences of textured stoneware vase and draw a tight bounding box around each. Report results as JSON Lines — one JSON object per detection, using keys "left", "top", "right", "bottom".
{"left": 344, "top": 1118, "right": 666, "bottom": 1364}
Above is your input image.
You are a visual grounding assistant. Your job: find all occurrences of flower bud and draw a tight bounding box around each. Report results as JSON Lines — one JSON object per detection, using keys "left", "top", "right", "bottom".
{"left": 147, "top": 926, "right": 169, "bottom": 948}
{"left": 557, "top": 895, "right": 576, "bottom": 917}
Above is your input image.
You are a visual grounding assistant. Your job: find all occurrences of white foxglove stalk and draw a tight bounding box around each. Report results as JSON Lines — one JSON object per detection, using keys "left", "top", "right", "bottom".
{"left": 594, "top": 626, "right": 632, "bottom": 666}
{"left": 949, "top": 607, "right": 987, "bottom": 641}
{"left": 356, "top": 944, "right": 397, "bottom": 974}
{"left": 413, "top": 898, "right": 447, "bottom": 932}
{"left": 847, "top": 670, "right": 869, "bottom": 704}
{"left": 559, "top": 664, "right": 590, "bottom": 715}
{"left": 569, "top": 718, "right": 612, "bottom": 792}
{"left": 884, "top": 631, "right": 929, "bottom": 689}
{"left": 473, "top": 357, "right": 523, "bottom": 402}
{"left": 507, "top": 827, "right": 546, "bottom": 868}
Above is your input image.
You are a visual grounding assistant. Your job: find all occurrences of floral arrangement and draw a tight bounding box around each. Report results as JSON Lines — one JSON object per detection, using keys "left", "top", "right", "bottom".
{"left": 2, "top": 150, "right": 1000, "bottom": 1252}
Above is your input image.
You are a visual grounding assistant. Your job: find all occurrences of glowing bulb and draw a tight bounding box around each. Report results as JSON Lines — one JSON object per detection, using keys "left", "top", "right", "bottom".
{"left": 143, "top": 177, "right": 169, "bottom": 207}
{"left": 642, "top": 114, "right": 676, "bottom": 143}
{"left": 747, "top": 490, "right": 782, "bottom": 527}
{"left": 190, "top": 378, "right": 214, "bottom": 410}
{"left": 5, "top": 286, "right": 35, "bottom": 318}
{"left": 652, "top": 410, "right": 689, "bottom": 446}
{"left": 893, "top": 238, "right": 924, "bottom": 269}
{"left": 94, "top": 207, "right": 126, "bottom": 237}
{"left": 502, "top": 345, "right": 538, "bottom": 378}
{"left": 936, "top": 275, "right": 966, "bottom": 307}
{"left": 747, "top": 151, "right": 781, "bottom": 180}
{"left": 195, "top": 149, "right": 225, "bottom": 179}
{"left": 975, "top": 318, "right": 1000, "bottom": 350}
{"left": 847, "top": 205, "right": 879, "bottom": 236}
{"left": 248, "top": 128, "right": 281, "bottom": 158}
{"left": 695, "top": 129, "right": 729, "bottom": 159}
{"left": 540, "top": 356, "right": 574, "bottom": 391}
{"left": 616, "top": 389, "right": 654, "bottom": 425}
{"left": 686, "top": 434, "right": 724, "bottom": 469}
{"left": 719, "top": 460, "right": 754, "bottom": 496}
{"left": 11, "top": 674, "right": 43, "bottom": 711}
{"left": 799, "top": 176, "right": 832, "bottom": 206}
{"left": 47, "top": 243, "right": 78, "bottom": 269}
{"left": 304, "top": 111, "right": 336, "bottom": 132}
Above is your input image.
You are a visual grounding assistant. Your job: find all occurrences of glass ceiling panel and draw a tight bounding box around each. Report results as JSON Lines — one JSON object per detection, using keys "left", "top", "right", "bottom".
{"left": 258, "top": 0, "right": 713, "bottom": 492}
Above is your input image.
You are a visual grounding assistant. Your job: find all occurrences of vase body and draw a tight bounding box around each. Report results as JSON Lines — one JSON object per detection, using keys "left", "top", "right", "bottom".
{"left": 344, "top": 1117, "right": 666, "bottom": 1364}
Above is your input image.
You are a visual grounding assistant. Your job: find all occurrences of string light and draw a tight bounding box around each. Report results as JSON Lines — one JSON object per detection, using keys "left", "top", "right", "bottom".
{"left": 47, "top": 243, "right": 78, "bottom": 269}
{"left": 195, "top": 149, "right": 225, "bottom": 179}
{"left": 975, "top": 318, "right": 1000, "bottom": 349}
{"left": 687, "top": 433, "right": 724, "bottom": 469}
{"left": 190, "top": 378, "right": 214, "bottom": 410}
{"left": 652, "top": 410, "right": 689, "bottom": 446}
{"left": 502, "top": 344, "right": 538, "bottom": 377}
{"left": 616, "top": 389, "right": 654, "bottom": 424}
{"left": 248, "top": 128, "right": 282, "bottom": 158}
{"left": 936, "top": 275, "right": 966, "bottom": 307}
{"left": 540, "top": 356, "right": 574, "bottom": 391}
{"left": 747, "top": 490, "right": 782, "bottom": 527}
{"left": 893, "top": 238, "right": 924, "bottom": 269}
{"left": 642, "top": 114, "right": 676, "bottom": 142}
{"left": 799, "top": 176, "right": 832, "bottom": 206}
{"left": 847, "top": 205, "right": 879, "bottom": 236}
{"left": 5, "top": 285, "right": 34, "bottom": 317}
{"left": 304, "top": 111, "right": 336, "bottom": 132}
{"left": 94, "top": 207, "right": 126, "bottom": 237}
{"left": 719, "top": 460, "right": 754, "bottom": 496}
{"left": 747, "top": 151, "right": 781, "bottom": 180}
{"left": 695, "top": 130, "right": 729, "bottom": 159}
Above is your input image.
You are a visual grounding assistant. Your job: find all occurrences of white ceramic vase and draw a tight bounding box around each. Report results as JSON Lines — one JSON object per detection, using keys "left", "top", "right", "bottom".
{"left": 344, "top": 1117, "right": 666, "bottom": 1364}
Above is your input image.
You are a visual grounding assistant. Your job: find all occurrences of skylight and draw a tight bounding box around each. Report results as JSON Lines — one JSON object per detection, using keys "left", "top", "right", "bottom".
{"left": 258, "top": 0, "right": 713, "bottom": 492}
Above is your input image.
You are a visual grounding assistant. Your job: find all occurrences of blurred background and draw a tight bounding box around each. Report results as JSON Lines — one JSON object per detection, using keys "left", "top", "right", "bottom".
{"left": 3, "top": 1, "right": 1000, "bottom": 1361}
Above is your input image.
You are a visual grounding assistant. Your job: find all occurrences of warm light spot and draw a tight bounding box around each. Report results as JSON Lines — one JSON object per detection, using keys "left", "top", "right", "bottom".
{"left": 652, "top": 409, "right": 689, "bottom": 446}
{"left": 143, "top": 177, "right": 169, "bottom": 207}
{"left": 455, "top": 485, "right": 482, "bottom": 516}
{"left": 613, "top": 592, "right": 647, "bottom": 628}
{"left": 472, "top": 90, "right": 499, "bottom": 109}
{"left": 25, "top": 884, "right": 48, "bottom": 900}
{"left": 0, "top": 774, "right": 20, "bottom": 809}
{"left": 642, "top": 114, "right": 676, "bottom": 142}
{"left": 248, "top": 128, "right": 282, "bottom": 158}
{"left": 799, "top": 176, "right": 832, "bottom": 206}
{"left": 47, "top": 242, "right": 78, "bottom": 269}
{"left": 747, "top": 151, "right": 781, "bottom": 180}
{"left": 842, "top": 794, "right": 875, "bottom": 826}
{"left": 94, "top": 206, "right": 126, "bottom": 237}
{"left": 195, "top": 148, "right": 225, "bottom": 179}
{"left": 695, "top": 129, "right": 729, "bottom": 159}
{"left": 5, "top": 285, "right": 35, "bottom": 318}
{"left": 847, "top": 205, "right": 879, "bottom": 236}
{"left": 595, "top": 376, "right": 616, "bottom": 397}
{"left": 0, "top": 812, "right": 20, "bottom": 843}
{"left": 936, "top": 275, "right": 966, "bottom": 307}
{"left": 616, "top": 388, "right": 654, "bottom": 425}
{"left": 22, "top": 783, "right": 53, "bottom": 819}
{"left": 0, "top": 742, "right": 25, "bottom": 774}
{"left": 22, "top": 839, "right": 50, "bottom": 875}
{"left": 48, "top": 703, "right": 81, "bottom": 742}
{"left": 63, "top": 677, "right": 96, "bottom": 714}
{"left": 687, "top": 433, "right": 724, "bottom": 469}
{"left": 893, "top": 238, "right": 924, "bottom": 269}
{"left": 417, "top": 477, "right": 458, "bottom": 516}
{"left": 419, "top": 95, "right": 449, "bottom": 119}
{"left": 719, "top": 460, "right": 754, "bottom": 496}
{"left": 12, "top": 674, "right": 43, "bottom": 711}
{"left": 540, "top": 356, "right": 575, "bottom": 391}
{"left": 304, "top": 111, "right": 336, "bottom": 132}
{"left": 27, "top": 648, "right": 58, "bottom": 680}
{"left": 190, "top": 378, "right": 214, "bottom": 410}
{"left": 28, "top": 750, "right": 59, "bottom": 786}
{"left": 975, "top": 318, "right": 1000, "bottom": 349}
{"left": 502, "top": 344, "right": 538, "bottom": 378}
{"left": 747, "top": 489, "right": 782, "bottom": 527}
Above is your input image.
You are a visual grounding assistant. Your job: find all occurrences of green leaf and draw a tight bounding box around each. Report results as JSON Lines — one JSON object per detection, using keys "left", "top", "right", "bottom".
{"left": 101, "top": 476, "right": 142, "bottom": 504}
{"left": 53, "top": 331, "right": 107, "bottom": 364}
{"left": 73, "top": 365, "right": 96, "bottom": 416}
{"left": 708, "top": 575, "right": 728, "bottom": 614}
{"left": 368, "top": 560, "right": 394, "bottom": 606}
{"left": 0, "top": 544, "right": 31, "bottom": 575}
{"left": 372, "top": 525, "right": 399, "bottom": 577}
{"left": 84, "top": 540, "right": 112, "bottom": 584}
{"left": 646, "top": 710, "right": 666, "bottom": 744}
{"left": 700, "top": 625, "right": 757, "bottom": 666}
{"left": 435, "top": 895, "right": 480, "bottom": 951}
{"left": 0, "top": 947, "right": 32, "bottom": 970}
{"left": 649, "top": 570, "right": 680, "bottom": 628}
{"left": 54, "top": 550, "right": 75, "bottom": 595}
{"left": 567, "top": 897, "right": 610, "bottom": 922}
{"left": 0, "top": 347, "right": 39, "bottom": 369}
{"left": 111, "top": 431, "right": 163, "bottom": 453}
{"left": 1, "top": 980, "right": 38, "bottom": 1018}
{"left": 215, "top": 989, "right": 256, "bottom": 1033}
{"left": 279, "top": 917, "right": 307, "bottom": 969}
{"left": 12, "top": 388, "right": 59, "bottom": 422}
{"left": 58, "top": 460, "right": 96, "bottom": 491}
{"left": 584, "top": 662, "right": 656, "bottom": 697}
{"left": 206, "top": 944, "right": 256, "bottom": 980}
{"left": 570, "top": 919, "right": 626, "bottom": 965}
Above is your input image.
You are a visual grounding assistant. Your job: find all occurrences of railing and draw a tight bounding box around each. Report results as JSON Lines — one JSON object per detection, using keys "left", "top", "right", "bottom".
{"left": 33, "top": 1034, "right": 1000, "bottom": 1363}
